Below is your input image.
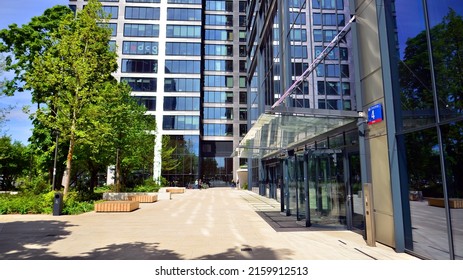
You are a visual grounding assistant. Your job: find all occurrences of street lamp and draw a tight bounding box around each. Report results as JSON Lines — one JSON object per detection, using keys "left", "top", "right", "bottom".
{"left": 51, "top": 130, "right": 60, "bottom": 191}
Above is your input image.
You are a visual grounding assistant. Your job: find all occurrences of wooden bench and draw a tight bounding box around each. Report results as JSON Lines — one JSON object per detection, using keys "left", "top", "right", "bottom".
{"left": 165, "top": 187, "right": 186, "bottom": 194}
{"left": 95, "top": 201, "right": 139, "bottom": 212}
{"left": 427, "top": 198, "right": 463, "bottom": 209}
{"left": 128, "top": 195, "right": 157, "bottom": 203}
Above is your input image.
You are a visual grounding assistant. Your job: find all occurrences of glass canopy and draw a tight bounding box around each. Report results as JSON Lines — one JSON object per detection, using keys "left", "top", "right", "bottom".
{"left": 235, "top": 108, "right": 359, "bottom": 159}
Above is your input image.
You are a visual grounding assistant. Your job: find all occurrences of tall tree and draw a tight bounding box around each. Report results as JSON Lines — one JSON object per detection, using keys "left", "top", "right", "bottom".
{"left": 25, "top": 0, "right": 117, "bottom": 196}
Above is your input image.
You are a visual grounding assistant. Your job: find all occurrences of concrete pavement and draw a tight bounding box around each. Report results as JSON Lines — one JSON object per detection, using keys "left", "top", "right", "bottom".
{"left": 0, "top": 188, "right": 418, "bottom": 260}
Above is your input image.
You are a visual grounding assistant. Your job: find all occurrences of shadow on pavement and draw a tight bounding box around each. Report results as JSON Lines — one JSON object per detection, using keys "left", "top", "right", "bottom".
{"left": 0, "top": 220, "right": 74, "bottom": 259}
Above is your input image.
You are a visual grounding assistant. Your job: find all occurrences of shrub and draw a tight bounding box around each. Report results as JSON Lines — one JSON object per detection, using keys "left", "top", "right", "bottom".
{"left": 132, "top": 179, "right": 162, "bottom": 193}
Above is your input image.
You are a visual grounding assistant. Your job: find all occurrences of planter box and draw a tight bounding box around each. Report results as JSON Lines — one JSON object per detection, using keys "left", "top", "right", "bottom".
{"left": 128, "top": 195, "right": 157, "bottom": 203}
{"left": 427, "top": 198, "right": 463, "bottom": 209}
{"left": 95, "top": 201, "right": 139, "bottom": 212}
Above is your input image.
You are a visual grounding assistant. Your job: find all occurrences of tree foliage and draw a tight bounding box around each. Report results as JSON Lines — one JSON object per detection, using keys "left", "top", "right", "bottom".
{"left": 0, "top": 136, "right": 29, "bottom": 190}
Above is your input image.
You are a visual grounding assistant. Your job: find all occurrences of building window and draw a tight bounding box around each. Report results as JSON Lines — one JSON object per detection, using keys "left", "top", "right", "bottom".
{"left": 317, "top": 81, "right": 350, "bottom": 95}
{"left": 125, "top": 7, "right": 160, "bottom": 20}
{"left": 205, "top": 44, "right": 233, "bottom": 56}
{"left": 165, "top": 60, "right": 200, "bottom": 74}
{"left": 239, "top": 1, "right": 247, "bottom": 13}
{"left": 203, "top": 124, "right": 233, "bottom": 136}
{"left": 290, "top": 12, "right": 306, "bottom": 25}
{"left": 205, "top": 0, "right": 233, "bottom": 12}
{"left": 121, "top": 77, "right": 157, "bottom": 92}
{"left": 164, "top": 97, "right": 200, "bottom": 111}
{"left": 99, "top": 23, "right": 117, "bottom": 36}
{"left": 292, "top": 99, "right": 310, "bottom": 108}
{"left": 166, "top": 25, "right": 201, "bottom": 38}
{"left": 168, "top": 0, "right": 201, "bottom": 3}
{"left": 134, "top": 96, "right": 156, "bottom": 111}
{"left": 316, "top": 64, "right": 349, "bottom": 78}
{"left": 239, "top": 124, "right": 247, "bottom": 137}
{"left": 121, "top": 59, "right": 158, "bottom": 73}
{"left": 205, "top": 29, "right": 233, "bottom": 41}
{"left": 239, "top": 76, "right": 247, "bottom": 88}
{"left": 315, "top": 46, "right": 348, "bottom": 60}
{"left": 312, "top": 0, "right": 344, "bottom": 9}
{"left": 203, "top": 107, "right": 233, "bottom": 120}
{"left": 164, "top": 78, "right": 201, "bottom": 92}
{"left": 127, "top": 0, "right": 161, "bottom": 3}
{"left": 163, "top": 116, "right": 200, "bottom": 130}
{"left": 167, "top": 8, "right": 202, "bottom": 21}
{"left": 204, "top": 75, "right": 234, "bottom": 88}
{"left": 124, "top": 24, "right": 159, "bottom": 37}
{"left": 122, "top": 41, "right": 158, "bottom": 55}
{"left": 204, "top": 60, "right": 233, "bottom": 72}
{"left": 102, "top": 6, "right": 118, "bottom": 19}
{"left": 289, "top": 29, "right": 307, "bottom": 41}
{"left": 291, "top": 45, "right": 308, "bottom": 59}
{"left": 239, "top": 45, "right": 246, "bottom": 57}
{"left": 239, "top": 91, "right": 247, "bottom": 104}
{"left": 205, "top": 14, "right": 233, "bottom": 26}
{"left": 204, "top": 91, "right": 233, "bottom": 103}
{"left": 166, "top": 42, "right": 201, "bottom": 56}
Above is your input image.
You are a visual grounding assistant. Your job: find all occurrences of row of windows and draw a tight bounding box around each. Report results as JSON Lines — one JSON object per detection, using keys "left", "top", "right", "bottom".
{"left": 121, "top": 77, "right": 157, "bottom": 92}
{"left": 204, "top": 108, "right": 233, "bottom": 120}
{"left": 316, "top": 64, "right": 349, "bottom": 78}
{"left": 203, "top": 124, "right": 233, "bottom": 136}
{"left": 124, "top": 23, "right": 159, "bottom": 37}
{"left": 122, "top": 77, "right": 249, "bottom": 92}
{"left": 127, "top": 0, "right": 161, "bottom": 3}
{"left": 205, "top": 14, "right": 233, "bottom": 26}
{"left": 165, "top": 60, "right": 201, "bottom": 74}
{"left": 121, "top": 59, "right": 158, "bottom": 73}
{"left": 165, "top": 78, "right": 201, "bottom": 92}
{"left": 205, "top": 0, "right": 233, "bottom": 12}
{"left": 164, "top": 97, "right": 200, "bottom": 111}
{"left": 167, "top": 25, "right": 201, "bottom": 38}
{"left": 314, "top": 29, "right": 346, "bottom": 43}
{"left": 204, "top": 91, "right": 233, "bottom": 103}
{"left": 134, "top": 96, "right": 156, "bottom": 111}
{"left": 125, "top": 7, "right": 160, "bottom": 20}
{"left": 317, "top": 81, "right": 350, "bottom": 96}
{"left": 163, "top": 116, "right": 200, "bottom": 130}
{"left": 313, "top": 13, "right": 345, "bottom": 26}
{"left": 166, "top": 42, "right": 201, "bottom": 56}
{"left": 168, "top": 0, "right": 201, "bottom": 3}
{"left": 167, "top": 8, "right": 201, "bottom": 21}
{"left": 318, "top": 99, "right": 351, "bottom": 110}
{"left": 204, "top": 60, "right": 233, "bottom": 72}
{"left": 315, "top": 46, "right": 348, "bottom": 60}
{"left": 205, "top": 29, "right": 233, "bottom": 41}
{"left": 118, "top": 41, "right": 243, "bottom": 58}
{"left": 123, "top": 41, "right": 158, "bottom": 55}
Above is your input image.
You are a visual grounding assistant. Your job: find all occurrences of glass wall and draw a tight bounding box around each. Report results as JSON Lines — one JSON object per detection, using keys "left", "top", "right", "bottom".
{"left": 392, "top": 0, "right": 463, "bottom": 259}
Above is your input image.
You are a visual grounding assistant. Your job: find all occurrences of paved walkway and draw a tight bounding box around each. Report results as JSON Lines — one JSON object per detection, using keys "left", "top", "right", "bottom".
{"left": 0, "top": 188, "right": 418, "bottom": 260}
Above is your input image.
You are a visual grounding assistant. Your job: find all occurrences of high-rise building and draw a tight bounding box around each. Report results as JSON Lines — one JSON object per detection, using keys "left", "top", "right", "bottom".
{"left": 69, "top": 0, "right": 248, "bottom": 187}
{"left": 241, "top": 0, "right": 463, "bottom": 260}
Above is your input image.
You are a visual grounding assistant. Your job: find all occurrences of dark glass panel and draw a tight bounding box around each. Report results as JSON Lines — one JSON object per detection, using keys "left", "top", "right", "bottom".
{"left": 426, "top": 2, "right": 463, "bottom": 121}
{"left": 404, "top": 128, "right": 449, "bottom": 259}
{"left": 441, "top": 121, "right": 463, "bottom": 260}
{"left": 395, "top": 1, "right": 435, "bottom": 130}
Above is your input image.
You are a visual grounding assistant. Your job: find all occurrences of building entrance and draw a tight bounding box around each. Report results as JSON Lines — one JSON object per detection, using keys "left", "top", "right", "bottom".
{"left": 279, "top": 148, "right": 364, "bottom": 231}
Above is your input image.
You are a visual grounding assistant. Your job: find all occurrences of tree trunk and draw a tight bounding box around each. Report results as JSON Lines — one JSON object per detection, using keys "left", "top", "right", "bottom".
{"left": 62, "top": 134, "right": 75, "bottom": 196}
{"left": 115, "top": 148, "right": 121, "bottom": 192}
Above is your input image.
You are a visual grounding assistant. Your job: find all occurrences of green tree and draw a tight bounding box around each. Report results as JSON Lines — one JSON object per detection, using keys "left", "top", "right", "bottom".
{"left": 0, "top": 136, "right": 29, "bottom": 190}
{"left": 24, "top": 0, "right": 117, "bottom": 196}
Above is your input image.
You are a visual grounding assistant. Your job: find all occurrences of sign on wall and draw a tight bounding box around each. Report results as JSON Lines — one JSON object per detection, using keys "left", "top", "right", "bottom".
{"left": 367, "top": 103, "right": 383, "bottom": 125}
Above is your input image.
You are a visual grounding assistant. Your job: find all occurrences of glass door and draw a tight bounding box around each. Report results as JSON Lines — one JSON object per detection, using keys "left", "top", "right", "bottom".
{"left": 308, "top": 150, "right": 347, "bottom": 227}
{"left": 348, "top": 153, "right": 365, "bottom": 231}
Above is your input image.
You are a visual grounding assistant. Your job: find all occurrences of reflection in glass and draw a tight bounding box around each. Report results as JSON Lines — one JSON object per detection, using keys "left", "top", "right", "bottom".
{"left": 404, "top": 128, "right": 449, "bottom": 259}
{"left": 442, "top": 122, "right": 463, "bottom": 260}
{"left": 396, "top": 0, "right": 435, "bottom": 130}
{"left": 426, "top": 4, "right": 463, "bottom": 121}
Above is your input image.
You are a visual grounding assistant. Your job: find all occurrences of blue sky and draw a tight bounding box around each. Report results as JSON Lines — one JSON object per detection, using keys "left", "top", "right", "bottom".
{"left": 0, "top": 0, "right": 67, "bottom": 144}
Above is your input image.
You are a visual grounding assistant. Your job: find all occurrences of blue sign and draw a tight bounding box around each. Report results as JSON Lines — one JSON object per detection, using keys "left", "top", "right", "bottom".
{"left": 367, "top": 104, "right": 383, "bottom": 125}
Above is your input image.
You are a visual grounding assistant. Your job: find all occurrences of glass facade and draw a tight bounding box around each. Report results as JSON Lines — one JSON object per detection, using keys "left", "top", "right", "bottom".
{"left": 391, "top": 0, "right": 463, "bottom": 260}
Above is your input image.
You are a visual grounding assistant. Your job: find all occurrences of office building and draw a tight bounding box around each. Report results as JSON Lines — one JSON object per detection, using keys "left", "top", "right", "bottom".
{"left": 239, "top": 0, "right": 463, "bottom": 260}
{"left": 69, "top": 0, "right": 248, "bottom": 187}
